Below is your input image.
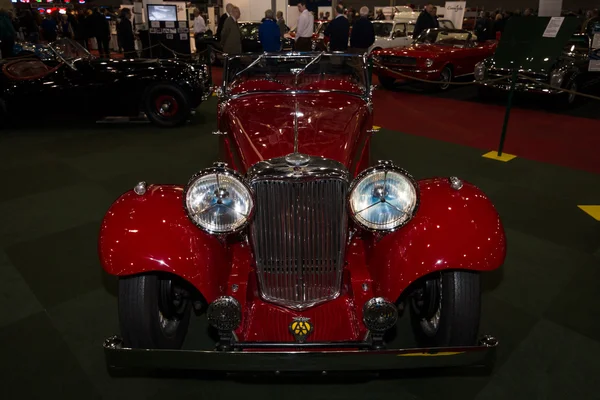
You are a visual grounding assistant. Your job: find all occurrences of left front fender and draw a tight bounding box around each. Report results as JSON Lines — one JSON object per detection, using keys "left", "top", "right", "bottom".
{"left": 98, "top": 184, "right": 230, "bottom": 302}
{"left": 366, "top": 177, "right": 506, "bottom": 301}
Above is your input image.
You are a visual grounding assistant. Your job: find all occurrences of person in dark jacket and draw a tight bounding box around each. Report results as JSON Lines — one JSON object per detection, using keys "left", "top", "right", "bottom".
{"left": 91, "top": 8, "right": 110, "bottom": 58}
{"left": 0, "top": 9, "right": 16, "bottom": 58}
{"left": 323, "top": 4, "right": 349, "bottom": 52}
{"left": 117, "top": 8, "right": 135, "bottom": 58}
{"left": 349, "top": 6, "right": 375, "bottom": 54}
{"left": 216, "top": 3, "right": 232, "bottom": 41}
{"left": 40, "top": 14, "right": 58, "bottom": 42}
{"left": 259, "top": 10, "right": 281, "bottom": 52}
{"left": 412, "top": 4, "right": 437, "bottom": 38}
{"left": 474, "top": 12, "right": 494, "bottom": 41}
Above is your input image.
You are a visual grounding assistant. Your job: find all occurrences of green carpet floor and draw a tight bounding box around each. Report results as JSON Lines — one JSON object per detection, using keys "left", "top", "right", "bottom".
{"left": 1, "top": 98, "right": 599, "bottom": 399}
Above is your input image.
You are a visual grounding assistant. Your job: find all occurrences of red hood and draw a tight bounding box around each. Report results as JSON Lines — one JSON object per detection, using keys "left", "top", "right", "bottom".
{"left": 221, "top": 93, "right": 371, "bottom": 173}
{"left": 377, "top": 43, "right": 458, "bottom": 58}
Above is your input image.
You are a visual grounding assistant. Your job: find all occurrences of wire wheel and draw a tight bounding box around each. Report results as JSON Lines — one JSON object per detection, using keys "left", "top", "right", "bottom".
{"left": 439, "top": 67, "right": 452, "bottom": 90}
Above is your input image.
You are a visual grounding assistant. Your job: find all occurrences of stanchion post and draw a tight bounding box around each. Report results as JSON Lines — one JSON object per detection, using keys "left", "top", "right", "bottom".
{"left": 368, "top": 56, "right": 373, "bottom": 86}
{"left": 497, "top": 68, "right": 517, "bottom": 157}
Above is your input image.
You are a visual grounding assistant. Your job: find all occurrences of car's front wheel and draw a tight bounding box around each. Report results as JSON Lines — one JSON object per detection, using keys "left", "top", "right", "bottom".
{"left": 437, "top": 66, "right": 453, "bottom": 91}
{"left": 144, "top": 84, "right": 191, "bottom": 128}
{"left": 409, "top": 270, "right": 481, "bottom": 347}
{"left": 118, "top": 274, "right": 191, "bottom": 349}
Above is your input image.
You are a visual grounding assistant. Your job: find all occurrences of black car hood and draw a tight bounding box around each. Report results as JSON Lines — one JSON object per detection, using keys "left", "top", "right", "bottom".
{"left": 485, "top": 55, "right": 559, "bottom": 73}
{"left": 86, "top": 57, "right": 189, "bottom": 71}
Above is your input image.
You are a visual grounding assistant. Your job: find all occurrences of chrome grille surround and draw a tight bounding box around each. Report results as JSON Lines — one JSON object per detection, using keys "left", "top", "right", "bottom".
{"left": 247, "top": 154, "right": 350, "bottom": 310}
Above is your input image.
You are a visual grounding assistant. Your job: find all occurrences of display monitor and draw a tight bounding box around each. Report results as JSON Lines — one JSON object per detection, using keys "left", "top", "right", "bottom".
{"left": 148, "top": 4, "right": 177, "bottom": 22}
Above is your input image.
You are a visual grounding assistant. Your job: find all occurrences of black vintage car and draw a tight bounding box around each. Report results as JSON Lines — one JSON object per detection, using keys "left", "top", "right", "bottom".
{"left": 200, "top": 22, "right": 294, "bottom": 65}
{"left": 475, "top": 34, "right": 600, "bottom": 107}
{"left": 0, "top": 39, "right": 211, "bottom": 127}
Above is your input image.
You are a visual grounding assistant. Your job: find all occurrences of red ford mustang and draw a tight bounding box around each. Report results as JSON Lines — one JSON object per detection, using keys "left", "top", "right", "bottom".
{"left": 100, "top": 52, "right": 505, "bottom": 373}
{"left": 373, "top": 29, "right": 497, "bottom": 90}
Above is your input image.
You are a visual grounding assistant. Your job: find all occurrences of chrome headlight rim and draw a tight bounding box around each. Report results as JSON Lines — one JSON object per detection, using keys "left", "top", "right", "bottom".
{"left": 347, "top": 160, "right": 420, "bottom": 233}
{"left": 183, "top": 162, "right": 255, "bottom": 235}
{"left": 425, "top": 58, "right": 434, "bottom": 67}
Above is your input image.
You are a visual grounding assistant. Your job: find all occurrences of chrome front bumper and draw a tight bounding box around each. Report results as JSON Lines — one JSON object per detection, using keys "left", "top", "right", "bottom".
{"left": 479, "top": 81, "right": 563, "bottom": 95}
{"left": 103, "top": 335, "right": 498, "bottom": 373}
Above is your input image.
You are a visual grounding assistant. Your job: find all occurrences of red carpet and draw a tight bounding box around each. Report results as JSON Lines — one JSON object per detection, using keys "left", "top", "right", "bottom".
{"left": 372, "top": 87, "right": 600, "bottom": 175}
{"left": 210, "top": 67, "right": 599, "bottom": 175}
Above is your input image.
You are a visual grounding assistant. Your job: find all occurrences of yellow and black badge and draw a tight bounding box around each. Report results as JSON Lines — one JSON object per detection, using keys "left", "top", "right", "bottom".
{"left": 289, "top": 317, "right": 313, "bottom": 343}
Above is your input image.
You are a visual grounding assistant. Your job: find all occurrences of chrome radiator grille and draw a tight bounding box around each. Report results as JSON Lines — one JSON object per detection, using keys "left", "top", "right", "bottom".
{"left": 250, "top": 177, "right": 348, "bottom": 310}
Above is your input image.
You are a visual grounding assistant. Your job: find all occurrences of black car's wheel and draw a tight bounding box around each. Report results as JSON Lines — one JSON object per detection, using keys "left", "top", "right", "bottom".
{"left": 378, "top": 75, "right": 396, "bottom": 90}
{"left": 562, "top": 79, "right": 579, "bottom": 107}
{"left": 144, "top": 84, "right": 191, "bottom": 128}
{"left": 118, "top": 274, "right": 191, "bottom": 349}
{"left": 409, "top": 270, "right": 481, "bottom": 347}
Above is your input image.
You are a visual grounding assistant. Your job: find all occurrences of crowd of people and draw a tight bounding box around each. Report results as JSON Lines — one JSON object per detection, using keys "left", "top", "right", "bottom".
{"left": 213, "top": 2, "right": 376, "bottom": 54}
{"left": 0, "top": 5, "right": 137, "bottom": 59}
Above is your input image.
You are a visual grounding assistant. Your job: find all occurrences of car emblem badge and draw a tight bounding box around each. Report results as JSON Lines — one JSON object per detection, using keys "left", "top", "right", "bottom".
{"left": 289, "top": 317, "right": 313, "bottom": 343}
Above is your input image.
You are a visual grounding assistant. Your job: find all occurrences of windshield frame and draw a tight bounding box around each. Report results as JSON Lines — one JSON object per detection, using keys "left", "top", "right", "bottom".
{"left": 220, "top": 52, "right": 372, "bottom": 102}
{"left": 48, "top": 38, "right": 93, "bottom": 68}
{"left": 415, "top": 29, "right": 473, "bottom": 46}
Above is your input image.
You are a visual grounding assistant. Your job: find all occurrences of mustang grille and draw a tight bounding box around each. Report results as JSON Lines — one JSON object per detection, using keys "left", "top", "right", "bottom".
{"left": 379, "top": 55, "right": 417, "bottom": 66}
{"left": 250, "top": 178, "right": 348, "bottom": 309}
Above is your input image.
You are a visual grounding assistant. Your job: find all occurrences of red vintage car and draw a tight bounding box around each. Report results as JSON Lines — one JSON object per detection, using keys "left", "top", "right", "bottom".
{"left": 373, "top": 28, "right": 497, "bottom": 90}
{"left": 100, "top": 53, "right": 505, "bottom": 372}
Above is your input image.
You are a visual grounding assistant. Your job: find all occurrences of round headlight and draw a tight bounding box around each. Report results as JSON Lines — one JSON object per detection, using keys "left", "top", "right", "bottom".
{"left": 348, "top": 162, "right": 419, "bottom": 232}
{"left": 184, "top": 163, "right": 254, "bottom": 234}
{"left": 425, "top": 58, "right": 434, "bottom": 67}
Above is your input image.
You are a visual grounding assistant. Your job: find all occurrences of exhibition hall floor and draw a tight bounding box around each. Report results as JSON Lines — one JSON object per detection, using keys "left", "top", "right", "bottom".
{"left": 1, "top": 94, "right": 599, "bottom": 399}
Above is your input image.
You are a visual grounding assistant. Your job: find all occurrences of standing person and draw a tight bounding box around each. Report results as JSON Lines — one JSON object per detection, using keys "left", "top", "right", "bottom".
{"left": 92, "top": 8, "right": 110, "bottom": 58}
{"left": 20, "top": 10, "right": 39, "bottom": 43}
{"left": 412, "top": 4, "right": 437, "bottom": 38}
{"left": 216, "top": 3, "right": 233, "bottom": 41}
{"left": 192, "top": 8, "right": 206, "bottom": 54}
{"left": 259, "top": 10, "right": 281, "bottom": 52}
{"left": 60, "top": 14, "right": 74, "bottom": 39}
{"left": 349, "top": 6, "right": 375, "bottom": 54}
{"left": 323, "top": 4, "right": 349, "bottom": 52}
{"left": 276, "top": 10, "right": 287, "bottom": 37}
{"left": 430, "top": 6, "right": 439, "bottom": 28}
{"left": 220, "top": 6, "right": 241, "bottom": 54}
{"left": 117, "top": 8, "right": 136, "bottom": 58}
{"left": 294, "top": 1, "right": 313, "bottom": 51}
{"left": 0, "top": 9, "right": 16, "bottom": 59}
{"left": 375, "top": 9, "right": 386, "bottom": 20}
{"left": 41, "top": 14, "right": 58, "bottom": 42}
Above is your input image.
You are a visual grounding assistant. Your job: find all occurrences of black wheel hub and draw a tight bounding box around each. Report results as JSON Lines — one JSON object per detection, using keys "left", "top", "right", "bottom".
{"left": 411, "top": 275, "right": 441, "bottom": 319}
{"left": 159, "top": 278, "right": 188, "bottom": 320}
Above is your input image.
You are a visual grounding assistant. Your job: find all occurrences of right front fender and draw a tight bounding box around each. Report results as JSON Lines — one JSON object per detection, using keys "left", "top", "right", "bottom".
{"left": 98, "top": 184, "right": 230, "bottom": 302}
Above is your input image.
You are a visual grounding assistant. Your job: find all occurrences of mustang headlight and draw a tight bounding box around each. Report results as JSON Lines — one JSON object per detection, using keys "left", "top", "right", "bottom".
{"left": 184, "top": 162, "right": 254, "bottom": 234}
{"left": 425, "top": 58, "right": 434, "bottom": 67}
{"left": 550, "top": 69, "right": 565, "bottom": 88}
{"left": 474, "top": 61, "right": 486, "bottom": 81}
{"left": 348, "top": 161, "right": 419, "bottom": 232}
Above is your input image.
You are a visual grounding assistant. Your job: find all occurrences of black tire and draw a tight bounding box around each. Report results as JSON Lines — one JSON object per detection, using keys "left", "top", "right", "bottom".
{"left": 409, "top": 270, "right": 481, "bottom": 347}
{"left": 143, "top": 83, "right": 191, "bottom": 128}
{"left": 562, "top": 79, "right": 579, "bottom": 108}
{"left": 118, "top": 274, "right": 191, "bottom": 349}
{"left": 378, "top": 75, "right": 396, "bottom": 90}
